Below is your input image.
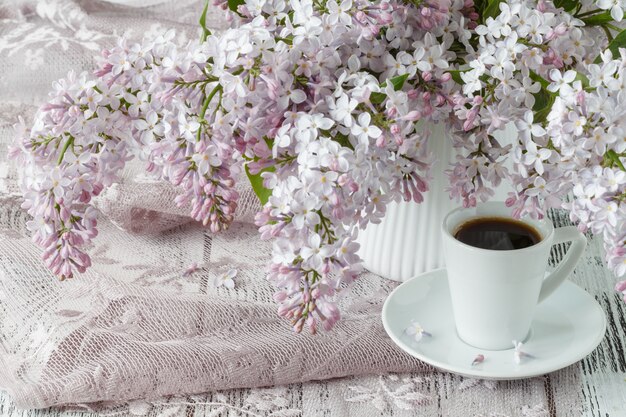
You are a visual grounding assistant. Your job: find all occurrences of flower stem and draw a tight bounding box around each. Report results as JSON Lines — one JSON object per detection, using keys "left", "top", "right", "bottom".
{"left": 197, "top": 84, "right": 223, "bottom": 141}
{"left": 607, "top": 150, "right": 626, "bottom": 171}
{"left": 575, "top": 9, "right": 603, "bottom": 18}
{"left": 606, "top": 23, "right": 620, "bottom": 32}
{"left": 199, "top": 0, "right": 211, "bottom": 43}
{"left": 57, "top": 136, "right": 74, "bottom": 164}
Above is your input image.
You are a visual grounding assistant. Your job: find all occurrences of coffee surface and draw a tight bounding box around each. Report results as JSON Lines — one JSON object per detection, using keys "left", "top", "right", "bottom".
{"left": 454, "top": 217, "right": 541, "bottom": 250}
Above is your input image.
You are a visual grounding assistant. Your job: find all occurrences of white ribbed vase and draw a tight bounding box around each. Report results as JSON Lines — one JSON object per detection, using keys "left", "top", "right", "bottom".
{"left": 357, "top": 123, "right": 458, "bottom": 282}
{"left": 358, "top": 123, "right": 517, "bottom": 282}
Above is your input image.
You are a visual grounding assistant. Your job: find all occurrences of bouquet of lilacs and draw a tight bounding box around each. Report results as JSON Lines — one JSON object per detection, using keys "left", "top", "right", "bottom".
{"left": 11, "top": 0, "right": 626, "bottom": 332}
{"left": 452, "top": 0, "right": 626, "bottom": 300}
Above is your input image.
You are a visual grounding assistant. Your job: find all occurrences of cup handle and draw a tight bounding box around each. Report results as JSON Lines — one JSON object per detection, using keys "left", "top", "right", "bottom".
{"left": 538, "top": 226, "right": 587, "bottom": 303}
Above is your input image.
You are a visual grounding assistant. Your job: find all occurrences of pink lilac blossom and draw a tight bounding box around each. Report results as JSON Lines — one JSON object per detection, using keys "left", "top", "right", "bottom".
{"left": 521, "top": 49, "right": 626, "bottom": 282}
{"left": 449, "top": 0, "right": 598, "bottom": 210}
{"left": 457, "top": 0, "right": 626, "bottom": 292}
{"left": 471, "top": 354, "right": 485, "bottom": 366}
{"left": 14, "top": 0, "right": 626, "bottom": 332}
{"left": 15, "top": 0, "right": 458, "bottom": 332}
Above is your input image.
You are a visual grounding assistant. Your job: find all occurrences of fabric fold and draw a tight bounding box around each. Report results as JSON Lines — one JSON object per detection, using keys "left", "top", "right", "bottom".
{"left": 0, "top": 198, "right": 426, "bottom": 409}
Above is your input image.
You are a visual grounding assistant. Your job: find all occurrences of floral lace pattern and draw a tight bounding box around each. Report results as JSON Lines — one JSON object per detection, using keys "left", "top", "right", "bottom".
{"left": 0, "top": 1, "right": 112, "bottom": 71}
{"left": 0, "top": 0, "right": 210, "bottom": 104}
{"left": 345, "top": 375, "right": 432, "bottom": 411}
{"left": 99, "top": 389, "right": 302, "bottom": 417}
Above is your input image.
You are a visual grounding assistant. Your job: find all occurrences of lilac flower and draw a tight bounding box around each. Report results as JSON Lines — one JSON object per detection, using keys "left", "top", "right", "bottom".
{"left": 26, "top": 215, "right": 53, "bottom": 237}
{"left": 336, "top": 237, "right": 360, "bottom": 265}
{"left": 45, "top": 168, "right": 72, "bottom": 200}
{"left": 327, "top": 94, "right": 357, "bottom": 127}
{"left": 523, "top": 140, "right": 551, "bottom": 175}
{"left": 471, "top": 354, "right": 485, "bottom": 366}
{"left": 214, "top": 269, "right": 237, "bottom": 289}
{"left": 597, "top": 0, "right": 625, "bottom": 22}
{"left": 300, "top": 234, "right": 334, "bottom": 270}
{"left": 178, "top": 114, "right": 200, "bottom": 142}
{"left": 296, "top": 114, "right": 334, "bottom": 142}
{"left": 525, "top": 176, "right": 547, "bottom": 197}
{"left": 192, "top": 149, "right": 221, "bottom": 176}
{"left": 405, "top": 320, "right": 431, "bottom": 342}
{"left": 17, "top": 0, "right": 626, "bottom": 333}
{"left": 513, "top": 340, "right": 533, "bottom": 364}
{"left": 547, "top": 69, "right": 576, "bottom": 94}
{"left": 327, "top": 0, "right": 352, "bottom": 25}
{"left": 291, "top": 198, "right": 320, "bottom": 230}
{"left": 515, "top": 111, "right": 546, "bottom": 142}
{"left": 608, "top": 244, "right": 626, "bottom": 276}
{"left": 351, "top": 113, "right": 382, "bottom": 146}
{"left": 134, "top": 110, "right": 165, "bottom": 144}
{"left": 183, "top": 262, "right": 200, "bottom": 277}
{"left": 221, "top": 73, "right": 247, "bottom": 97}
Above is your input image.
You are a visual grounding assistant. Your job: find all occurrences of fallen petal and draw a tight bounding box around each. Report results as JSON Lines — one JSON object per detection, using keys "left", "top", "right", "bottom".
{"left": 471, "top": 354, "right": 485, "bottom": 366}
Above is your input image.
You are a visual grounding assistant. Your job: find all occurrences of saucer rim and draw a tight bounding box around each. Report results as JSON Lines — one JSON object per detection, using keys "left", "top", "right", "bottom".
{"left": 381, "top": 268, "right": 607, "bottom": 380}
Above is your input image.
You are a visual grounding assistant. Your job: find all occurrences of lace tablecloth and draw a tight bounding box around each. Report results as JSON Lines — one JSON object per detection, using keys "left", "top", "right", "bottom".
{"left": 0, "top": 209, "right": 624, "bottom": 416}
{"left": 1, "top": 1, "right": 626, "bottom": 416}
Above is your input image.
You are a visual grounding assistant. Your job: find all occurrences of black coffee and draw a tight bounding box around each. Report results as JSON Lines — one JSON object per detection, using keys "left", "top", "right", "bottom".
{"left": 454, "top": 217, "right": 541, "bottom": 250}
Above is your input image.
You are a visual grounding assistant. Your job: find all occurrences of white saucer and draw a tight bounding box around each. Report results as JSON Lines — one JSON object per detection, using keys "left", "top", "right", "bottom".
{"left": 382, "top": 269, "right": 606, "bottom": 380}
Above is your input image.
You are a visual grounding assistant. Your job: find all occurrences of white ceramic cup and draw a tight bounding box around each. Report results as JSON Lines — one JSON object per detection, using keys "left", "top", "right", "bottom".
{"left": 441, "top": 202, "right": 587, "bottom": 350}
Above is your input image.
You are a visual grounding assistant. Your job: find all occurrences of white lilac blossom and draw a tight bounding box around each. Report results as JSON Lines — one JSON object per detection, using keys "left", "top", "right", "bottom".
{"left": 596, "top": 0, "right": 626, "bottom": 22}
{"left": 508, "top": 49, "right": 626, "bottom": 283}
{"left": 405, "top": 320, "right": 431, "bottom": 342}
{"left": 513, "top": 340, "right": 524, "bottom": 364}
{"left": 214, "top": 268, "right": 237, "bottom": 289}
{"left": 14, "top": 0, "right": 626, "bottom": 333}
{"left": 512, "top": 340, "right": 534, "bottom": 364}
{"left": 449, "top": 0, "right": 599, "bottom": 208}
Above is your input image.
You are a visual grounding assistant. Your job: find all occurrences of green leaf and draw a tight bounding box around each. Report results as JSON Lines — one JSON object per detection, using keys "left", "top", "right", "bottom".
{"left": 595, "top": 28, "right": 626, "bottom": 63}
{"left": 483, "top": 0, "right": 504, "bottom": 20}
{"left": 532, "top": 88, "right": 556, "bottom": 123}
{"left": 228, "top": 0, "right": 245, "bottom": 13}
{"left": 331, "top": 132, "right": 355, "bottom": 150}
{"left": 245, "top": 164, "right": 274, "bottom": 206}
{"left": 530, "top": 72, "right": 558, "bottom": 123}
{"left": 448, "top": 70, "right": 467, "bottom": 85}
{"left": 199, "top": 0, "right": 211, "bottom": 42}
{"left": 276, "top": 36, "right": 294, "bottom": 46}
{"left": 379, "top": 73, "right": 410, "bottom": 89}
{"left": 370, "top": 92, "right": 386, "bottom": 104}
{"left": 574, "top": 72, "right": 590, "bottom": 89}
{"left": 528, "top": 70, "right": 550, "bottom": 89}
{"left": 473, "top": 0, "right": 487, "bottom": 22}
{"left": 389, "top": 73, "right": 409, "bottom": 90}
{"left": 533, "top": 100, "right": 554, "bottom": 123}
{"left": 372, "top": 74, "right": 410, "bottom": 104}
{"left": 554, "top": 0, "right": 579, "bottom": 12}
